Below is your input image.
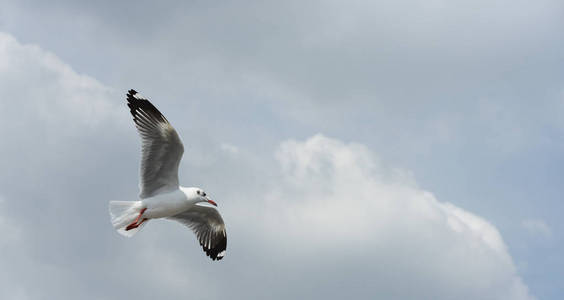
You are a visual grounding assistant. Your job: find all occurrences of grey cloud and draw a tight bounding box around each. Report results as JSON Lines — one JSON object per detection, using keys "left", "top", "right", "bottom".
{"left": 0, "top": 32, "right": 537, "bottom": 300}
{"left": 1, "top": 0, "right": 563, "bottom": 298}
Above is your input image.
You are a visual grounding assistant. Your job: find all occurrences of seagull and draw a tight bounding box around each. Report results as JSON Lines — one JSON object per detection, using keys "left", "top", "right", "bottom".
{"left": 109, "top": 89, "right": 226, "bottom": 261}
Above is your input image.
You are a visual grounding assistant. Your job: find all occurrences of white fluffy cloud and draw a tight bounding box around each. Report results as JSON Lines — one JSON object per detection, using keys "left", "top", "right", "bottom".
{"left": 257, "top": 134, "right": 534, "bottom": 299}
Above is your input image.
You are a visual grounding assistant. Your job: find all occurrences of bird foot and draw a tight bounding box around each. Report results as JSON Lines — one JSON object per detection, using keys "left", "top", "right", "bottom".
{"left": 125, "top": 208, "right": 147, "bottom": 231}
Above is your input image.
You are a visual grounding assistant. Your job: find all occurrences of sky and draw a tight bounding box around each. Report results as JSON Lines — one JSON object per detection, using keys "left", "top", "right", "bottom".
{"left": 0, "top": 1, "right": 563, "bottom": 299}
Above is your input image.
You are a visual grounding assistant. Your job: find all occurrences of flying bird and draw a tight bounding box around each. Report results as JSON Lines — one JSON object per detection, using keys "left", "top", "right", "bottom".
{"left": 109, "top": 90, "right": 226, "bottom": 261}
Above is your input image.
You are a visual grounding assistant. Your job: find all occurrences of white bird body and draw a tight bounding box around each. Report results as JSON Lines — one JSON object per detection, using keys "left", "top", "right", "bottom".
{"left": 109, "top": 90, "right": 227, "bottom": 261}
{"left": 142, "top": 187, "right": 193, "bottom": 219}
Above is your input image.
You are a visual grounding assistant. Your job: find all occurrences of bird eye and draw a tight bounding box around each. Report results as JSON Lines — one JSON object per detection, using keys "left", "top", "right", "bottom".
{"left": 197, "top": 190, "right": 201, "bottom": 195}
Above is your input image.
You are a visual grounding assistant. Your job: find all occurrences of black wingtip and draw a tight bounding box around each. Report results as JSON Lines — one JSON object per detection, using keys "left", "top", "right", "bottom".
{"left": 126, "top": 90, "right": 139, "bottom": 104}
{"left": 127, "top": 89, "right": 141, "bottom": 102}
{"left": 202, "top": 235, "right": 227, "bottom": 261}
{"left": 125, "top": 89, "right": 168, "bottom": 124}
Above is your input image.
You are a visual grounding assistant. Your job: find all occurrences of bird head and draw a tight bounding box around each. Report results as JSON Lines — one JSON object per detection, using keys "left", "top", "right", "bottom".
{"left": 195, "top": 188, "right": 217, "bottom": 206}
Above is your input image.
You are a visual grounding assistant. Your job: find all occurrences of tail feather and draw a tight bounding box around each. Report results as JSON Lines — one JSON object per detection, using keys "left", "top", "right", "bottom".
{"left": 109, "top": 201, "right": 147, "bottom": 237}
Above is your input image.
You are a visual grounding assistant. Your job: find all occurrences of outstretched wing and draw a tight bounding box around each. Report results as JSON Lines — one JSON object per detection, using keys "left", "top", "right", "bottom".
{"left": 168, "top": 205, "right": 227, "bottom": 261}
{"left": 126, "top": 89, "right": 185, "bottom": 198}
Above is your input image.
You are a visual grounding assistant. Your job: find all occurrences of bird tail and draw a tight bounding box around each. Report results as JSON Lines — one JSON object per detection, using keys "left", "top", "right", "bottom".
{"left": 109, "top": 201, "right": 147, "bottom": 237}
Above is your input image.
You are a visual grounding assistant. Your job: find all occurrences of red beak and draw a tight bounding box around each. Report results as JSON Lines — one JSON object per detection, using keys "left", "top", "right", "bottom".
{"left": 207, "top": 199, "right": 217, "bottom": 207}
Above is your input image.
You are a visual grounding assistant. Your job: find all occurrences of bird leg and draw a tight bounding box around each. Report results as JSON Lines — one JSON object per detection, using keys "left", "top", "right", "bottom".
{"left": 125, "top": 208, "right": 147, "bottom": 231}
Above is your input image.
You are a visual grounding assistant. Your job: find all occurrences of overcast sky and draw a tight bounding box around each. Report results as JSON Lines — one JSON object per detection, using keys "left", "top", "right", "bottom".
{"left": 1, "top": 1, "right": 563, "bottom": 299}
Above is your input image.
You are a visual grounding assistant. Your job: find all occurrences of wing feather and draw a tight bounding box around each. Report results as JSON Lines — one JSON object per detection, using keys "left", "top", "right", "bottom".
{"left": 126, "top": 90, "right": 185, "bottom": 198}
{"left": 168, "top": 205, "right": 227, "bottom": 261}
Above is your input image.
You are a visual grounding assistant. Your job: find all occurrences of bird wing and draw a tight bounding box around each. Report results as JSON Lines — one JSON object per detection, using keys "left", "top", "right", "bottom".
{"left": 126, "top": 89, "right": 185, "bottom": 198}
{"left": 167, "top": 205, "right": 227, "bottom": 261}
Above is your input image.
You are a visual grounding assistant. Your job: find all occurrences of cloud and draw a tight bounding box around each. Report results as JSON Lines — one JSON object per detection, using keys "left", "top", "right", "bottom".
{"left": 0, "top": 31, "right": 124, "bottom": 300}
{"left": 0, "top": 30, "right": 536, "bottom": 300}
{"left": 2, "top": 0, "right": 563, "bottom": 297}
{"left": 522, "top": 219, "right": 552, "bottom": 238}
{"left": 255, "top": 134, "right": 534, "bottom": 299}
